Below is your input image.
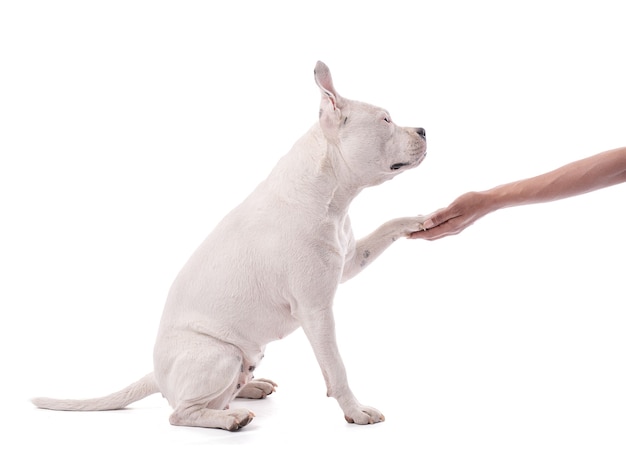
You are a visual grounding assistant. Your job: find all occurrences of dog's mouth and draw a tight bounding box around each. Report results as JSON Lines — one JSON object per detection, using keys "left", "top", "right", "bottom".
{"left": 390, "top": 162, "right": 410, "bottom": 171}
{"left": 390, "top": 151, "right": 427, "bottom": 171}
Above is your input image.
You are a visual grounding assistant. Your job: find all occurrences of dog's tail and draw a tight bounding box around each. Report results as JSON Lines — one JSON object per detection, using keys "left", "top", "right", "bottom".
{"left": 31, "top": 372, "right": 159, "bottom": 411}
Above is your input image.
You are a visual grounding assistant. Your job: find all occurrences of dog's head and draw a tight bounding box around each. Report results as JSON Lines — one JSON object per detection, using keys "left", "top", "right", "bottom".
{"left": 314, "top": 61, "right": 427, "bottom": 187}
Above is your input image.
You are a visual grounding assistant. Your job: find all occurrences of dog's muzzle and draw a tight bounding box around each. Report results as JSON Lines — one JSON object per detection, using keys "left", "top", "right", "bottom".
{"left": 390, "top": 127, "right": 427, "bottom": 171}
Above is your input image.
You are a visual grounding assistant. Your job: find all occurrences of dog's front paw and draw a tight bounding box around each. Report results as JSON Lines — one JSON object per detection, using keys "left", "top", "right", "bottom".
{"left": 344, "top": 405, "right": 385, "bottom": 425}
{"left": 389, "top": 216, "right": 428, "bottom": 238}
{"left": 236, "top": 378, "right": 277, "bottom": 399}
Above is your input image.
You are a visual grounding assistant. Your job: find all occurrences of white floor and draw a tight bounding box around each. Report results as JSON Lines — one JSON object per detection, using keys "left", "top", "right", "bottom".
{"left": 7, "top": 290, "right": 626, "bottom": 458}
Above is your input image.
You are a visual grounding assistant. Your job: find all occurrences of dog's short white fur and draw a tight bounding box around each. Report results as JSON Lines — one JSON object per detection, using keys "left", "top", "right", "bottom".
{"left": 32, "top": 61, "right": 428, "bottom": 431}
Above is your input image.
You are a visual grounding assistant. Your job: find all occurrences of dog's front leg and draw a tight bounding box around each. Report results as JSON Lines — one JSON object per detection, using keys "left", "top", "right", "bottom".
{"left": 341, "top": 216, "right": 427, "bottom": 282}
{"left": 297, "top": 306, "right": 384, "bottom": 425}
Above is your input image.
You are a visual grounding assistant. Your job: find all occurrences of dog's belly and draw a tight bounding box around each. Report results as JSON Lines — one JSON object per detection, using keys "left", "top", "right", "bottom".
{"left": 187, "top": 301, "right": 300, "bottom": 348}
{"left": 158, "top": 238, "right": 304, "bottom": 356}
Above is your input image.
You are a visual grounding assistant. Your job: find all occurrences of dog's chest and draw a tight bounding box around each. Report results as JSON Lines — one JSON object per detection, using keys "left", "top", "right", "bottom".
{"left": 336, "top": 214, "right": 355, "bottom": 260}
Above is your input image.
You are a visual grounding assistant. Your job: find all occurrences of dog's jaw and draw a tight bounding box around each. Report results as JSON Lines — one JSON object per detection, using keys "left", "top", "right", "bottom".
{"left": 389, "top": 148, "right": 427, "bottom": 173}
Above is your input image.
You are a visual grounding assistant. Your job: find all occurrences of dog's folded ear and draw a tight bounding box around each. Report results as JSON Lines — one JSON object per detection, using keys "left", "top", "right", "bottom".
{"left": 314, "top": 61, "right": 345, "bottom": 133}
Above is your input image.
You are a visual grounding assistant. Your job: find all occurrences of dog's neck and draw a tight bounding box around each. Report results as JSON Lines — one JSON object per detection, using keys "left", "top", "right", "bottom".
{"left": 265, "top": 124, "right": 365, "bottom": 217}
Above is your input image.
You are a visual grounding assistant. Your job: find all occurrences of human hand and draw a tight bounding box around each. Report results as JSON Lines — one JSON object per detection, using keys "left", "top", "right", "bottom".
{"left": 409, "top": 191, "right": 493, "bottom": 241}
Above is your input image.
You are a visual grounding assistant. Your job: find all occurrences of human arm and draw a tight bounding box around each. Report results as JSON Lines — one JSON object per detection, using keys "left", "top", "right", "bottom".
{"left": 410, "top": 146, "right": 626, "bottom": 241}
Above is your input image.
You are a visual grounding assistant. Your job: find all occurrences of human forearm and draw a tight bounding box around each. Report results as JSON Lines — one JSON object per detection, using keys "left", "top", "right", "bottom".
{"left": 488, "top": 147, "right": 626, "bottom": 209}
{"left": 412, "top": 146, "right": 626, "bottom": 241}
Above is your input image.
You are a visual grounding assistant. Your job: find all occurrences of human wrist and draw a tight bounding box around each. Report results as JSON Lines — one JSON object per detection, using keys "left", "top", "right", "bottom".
{"left": 479, "top": 186, "right": 511, "bottom": 214}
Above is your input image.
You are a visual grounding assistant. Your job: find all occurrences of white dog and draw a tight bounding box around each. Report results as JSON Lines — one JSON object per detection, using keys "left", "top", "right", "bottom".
{"left": 32, "top": 61, "right": 428, "bottom": 431}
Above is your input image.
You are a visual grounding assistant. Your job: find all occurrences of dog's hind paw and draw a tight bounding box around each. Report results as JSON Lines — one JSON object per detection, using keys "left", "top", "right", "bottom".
{"left": 236, "top": 378, "right": 277, "bottom": 399}
{"left": 226, "top": 409, "right": 255, "bottom": 431}
{"left": 169, "top": 407, "right": 255, "bottom": 431}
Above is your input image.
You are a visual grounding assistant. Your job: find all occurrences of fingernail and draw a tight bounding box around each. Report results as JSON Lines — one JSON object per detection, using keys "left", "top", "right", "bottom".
{"left": 423, "top": 219, "right": 434, "bottom": 229}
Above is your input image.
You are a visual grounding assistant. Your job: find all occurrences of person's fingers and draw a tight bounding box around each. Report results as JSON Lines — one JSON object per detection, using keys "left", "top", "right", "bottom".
{"left": 410, "top": 224, "right": 450, "bottom": 240}
{"left": 420, "top": 208, "right": 448, "bottom": 230}
{"left": 410, "top": 217, "right": 466, "bottom": 240}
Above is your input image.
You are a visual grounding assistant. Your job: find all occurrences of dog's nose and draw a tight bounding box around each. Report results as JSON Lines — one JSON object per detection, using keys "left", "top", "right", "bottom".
{"left": 415, "top": 127, "right": 426, "bottom": 139}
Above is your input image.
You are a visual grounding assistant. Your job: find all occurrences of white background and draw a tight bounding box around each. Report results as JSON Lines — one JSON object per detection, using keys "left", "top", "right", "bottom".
{"left": 1, "top": 1, "right": 625, "bottom": 457}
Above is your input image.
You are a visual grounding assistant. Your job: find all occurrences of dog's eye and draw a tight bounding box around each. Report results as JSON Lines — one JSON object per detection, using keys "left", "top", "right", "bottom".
{"left": 383, "top": 115, "right": 391, "bottom": 123}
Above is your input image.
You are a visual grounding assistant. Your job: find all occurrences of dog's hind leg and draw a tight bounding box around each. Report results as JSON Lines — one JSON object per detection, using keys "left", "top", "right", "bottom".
{"left": 169, "top": 404, "right": 255, "bottom": 431}
{"left": 157, "top": 337, "right": 256, "bottom": 431}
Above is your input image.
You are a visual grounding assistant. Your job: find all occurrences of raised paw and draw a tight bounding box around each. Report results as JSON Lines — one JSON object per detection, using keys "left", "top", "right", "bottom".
{"left": 236, "top": 378, "right": 277, "bottom": 399}
{"left": 344, "top": 405, "right": 385, "bottom": 425}
{"left": 389, "top": 215, "right": 428, "bottom": 238}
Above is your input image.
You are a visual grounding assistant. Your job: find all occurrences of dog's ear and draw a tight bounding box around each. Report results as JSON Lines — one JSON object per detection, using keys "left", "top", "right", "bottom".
{"left": 314, "top": 61, "right": 344, "bottom": 132}
{"left": 314, "top": 61, "right": 343, "bottom": 109}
